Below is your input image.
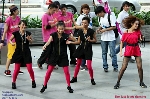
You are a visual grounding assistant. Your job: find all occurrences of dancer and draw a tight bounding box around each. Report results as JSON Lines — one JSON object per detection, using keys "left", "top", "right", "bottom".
{"left": 115, "top": 1, "right": 135, "bottom": 63}
{"left": 37, "top": 3, "right": 58, "bottom": 69}
{"left": 69, "top": 17, "right": 96, "bottom": 85}
{"left": 9, "top": 20, "right": 36, "bottom": 89}
{"left": 114, "top": 16, "right": 147, "bottom": 89}
{"left": 0, "top": 5, "right": 23, "bottom": 76}
{"left": 75, "top": 4, "right": 96, "bottom": 71}
{"left": 58, "top": 4, "right": 76, "bottom": 66}
{"left": 40, "top": 21, "right": 76, "bottom": 93}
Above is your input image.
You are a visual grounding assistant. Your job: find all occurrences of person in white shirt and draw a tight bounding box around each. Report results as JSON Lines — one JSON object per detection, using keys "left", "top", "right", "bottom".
{"left": 115, "top": 1, "right": 135, "bottom": 63}
{"left": 95, "top": 6, "right": 118, "bottom": 72}
{"left": 75, "top": 4, "right": 96, "bottom": 71}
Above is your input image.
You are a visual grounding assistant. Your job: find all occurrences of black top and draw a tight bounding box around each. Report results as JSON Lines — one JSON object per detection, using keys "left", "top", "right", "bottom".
{"left": 47, "top": 32, "right": 70, "bottom": 67}
{"left": 12, "top": 31, "right": 31, "bottom": 50}
{"left": 73, "top": 28, "right": 95, "bottom": 60}
{"left": 11, "top": 31, "right": 32, "bottom": 63}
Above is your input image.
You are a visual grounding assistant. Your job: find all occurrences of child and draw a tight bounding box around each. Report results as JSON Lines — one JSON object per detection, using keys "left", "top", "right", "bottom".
{"left": 9, "top": 20, "right": 36, "bottom": 89}
{"left": 114, "top": 16, "right": 147, "bottom": 89}
{"left": 58, "top": 4, "right": 76, "bottom": 66}
{"left": 75, "top": 4, "right": 96, "bottom": 71}
{"left": 68, "top": 17, "right": 97, "bottom": 85}
{"left": 40, "top": 21, "right": 76, "bottom": 93}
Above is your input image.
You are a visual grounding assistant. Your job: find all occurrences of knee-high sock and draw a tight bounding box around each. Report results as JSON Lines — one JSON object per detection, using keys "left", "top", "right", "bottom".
{"left": 26, "top": 63, "right": 35, "bottom": 81}
{"left": 74, "top": 59, "right": 82, "bottom": 77}
{"left": 63, "top": 66, "right": 71, "bottom": 86}
{"left": 44, "top": 65, "right": 54, "bottom": 86}
{"left": 12, "top": 63, "right": 21, "bottom": 83}
{"left": 87, "top": 60, "right": 93, "bottom": 79}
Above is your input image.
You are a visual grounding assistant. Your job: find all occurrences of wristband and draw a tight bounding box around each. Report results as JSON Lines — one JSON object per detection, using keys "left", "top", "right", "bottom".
{"left": 1, "top": 40, "right": 4, "bottom": 43}
{"left": 46, "top": 25, "right": 51, "bottom": 29}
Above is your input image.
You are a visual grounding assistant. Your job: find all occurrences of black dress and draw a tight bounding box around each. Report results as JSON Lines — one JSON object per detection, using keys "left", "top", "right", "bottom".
{"left": 47, "top": 32, "right": 69, "bottom": 67}
{"left": 73, "top": 28, "right": 95, "bottom": 60}
{"left": 11, "top": 31, "right": 32, "bottom": 64}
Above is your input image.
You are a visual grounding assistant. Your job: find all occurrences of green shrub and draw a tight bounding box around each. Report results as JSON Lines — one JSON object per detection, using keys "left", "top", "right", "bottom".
{"left": 22, "top": 15, "right": 42, "bottom": 28}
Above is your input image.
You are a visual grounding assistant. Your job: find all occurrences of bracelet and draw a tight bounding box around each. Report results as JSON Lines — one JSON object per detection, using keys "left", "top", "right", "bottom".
{"left": 1, "top": 40, "right": 4, "bottom": 43}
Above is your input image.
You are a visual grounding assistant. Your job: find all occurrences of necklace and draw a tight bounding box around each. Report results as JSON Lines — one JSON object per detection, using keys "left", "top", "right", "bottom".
{"left": 20, "top": 31, "right": 26, "bottom": 43}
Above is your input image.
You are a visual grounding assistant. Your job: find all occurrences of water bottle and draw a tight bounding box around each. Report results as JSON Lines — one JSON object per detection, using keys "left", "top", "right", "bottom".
{"left": 33, "top": 56, "right": 38, "bottom": 66}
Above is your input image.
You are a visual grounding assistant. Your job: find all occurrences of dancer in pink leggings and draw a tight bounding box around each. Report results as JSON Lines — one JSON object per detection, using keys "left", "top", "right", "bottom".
{"left": 9, "top": 20, "right": 36, "bottom": 89}
{"left": 68, "top": 17, "right": 97, "bottom": 85}
{"left": 40, "top": 21, "right": 76, "bottom": 93}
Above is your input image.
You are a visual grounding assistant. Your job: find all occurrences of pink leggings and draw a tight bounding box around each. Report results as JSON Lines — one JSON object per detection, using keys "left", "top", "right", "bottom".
{"left": 44, "top": 65, "right": 71, "bottom": 86}
{"left": 12, "top": 63, "right": 35, "bottom": 83}
{"left": 73, "top": 59, "right": 93, "bottom": 79}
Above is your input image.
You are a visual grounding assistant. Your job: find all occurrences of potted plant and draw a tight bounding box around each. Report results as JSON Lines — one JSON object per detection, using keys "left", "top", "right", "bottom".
{"left": 133, "top": 11, "right": 150, "bottom": 41}
{"left": 22, "top": 15, "right": 43, "bottom": 44}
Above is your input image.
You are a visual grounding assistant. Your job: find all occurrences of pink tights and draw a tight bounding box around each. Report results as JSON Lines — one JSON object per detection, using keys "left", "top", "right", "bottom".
{"left": 73, "top": 59, "right": 93, "bottom": 79}
{"left": 44, "top": 65, "right": 71, "bottom": 86}
{"left": 12, "top": 63, "right": 35, "bottom": 83}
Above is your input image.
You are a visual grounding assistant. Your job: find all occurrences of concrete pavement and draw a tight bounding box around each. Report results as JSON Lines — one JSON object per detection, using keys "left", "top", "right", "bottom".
{"left": 0, "top": 43, "right": 150, "bottom": 99}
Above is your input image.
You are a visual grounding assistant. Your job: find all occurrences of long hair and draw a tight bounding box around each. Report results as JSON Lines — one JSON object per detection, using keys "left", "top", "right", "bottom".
{"left": 123, "top": 16, "right": 144, "bottom": 30}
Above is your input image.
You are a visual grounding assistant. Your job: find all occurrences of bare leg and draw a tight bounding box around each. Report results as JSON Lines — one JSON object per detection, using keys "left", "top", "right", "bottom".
{"left": 6, "top": 58, "right": 11, "bottom": 70}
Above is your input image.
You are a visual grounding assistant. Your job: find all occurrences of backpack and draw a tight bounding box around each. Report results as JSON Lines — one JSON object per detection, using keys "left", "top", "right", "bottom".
{"left": 108, "top": 14, "right": 119, "bottom": 38}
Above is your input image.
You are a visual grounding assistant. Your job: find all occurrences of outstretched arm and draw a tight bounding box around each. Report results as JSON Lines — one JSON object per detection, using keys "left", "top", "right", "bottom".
{"left": 43, "top": 36, "right": 53, "bottom": 50}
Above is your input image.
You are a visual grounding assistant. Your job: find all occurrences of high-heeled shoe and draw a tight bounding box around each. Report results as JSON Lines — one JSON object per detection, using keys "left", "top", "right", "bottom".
{"left": 91, "top": 79, "right": 96, "bottom": 85}
{"left": 114, "top": 82, "right": 120, "bottom": 89}
{"left": 67, "top": 86, "right": 74, "bottom": 93}
{"left": 40, "top": 85, "right": 47, "bottom": 93}
{"left": 70, "top": 77, "right": 77, "bottom": 83}
{"left": 140, "top": 82, "right": 147, "bottom": 88}
{"left": 32, "top": 81, "right": 36, "bottom": 88}
{"left": 12, "top": 82, "right": 16, "bottom": 89}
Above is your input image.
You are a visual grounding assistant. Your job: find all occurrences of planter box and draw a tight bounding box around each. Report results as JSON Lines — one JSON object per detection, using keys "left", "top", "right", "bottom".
{"left": 26, "top": 27, "right": 101, "bottom": 45}
{"left": 0, "top": 23, "right": 7, "bottom": 65}
{"left": 26, "top": 28, "right": 43, "bottom": 45}
{"left": 141, "top": 25, "right": 150, "bottom": 41}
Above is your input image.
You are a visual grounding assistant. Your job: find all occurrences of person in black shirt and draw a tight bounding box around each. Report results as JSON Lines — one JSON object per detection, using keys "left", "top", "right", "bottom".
{"left": 40, "top": 21, "right": 76, "bottom": 93}
{"left": 67, "top": 17, "right": 97, "bottom": 85}
{"left": 9, "top": 20, "right": 36, "bottom": 89}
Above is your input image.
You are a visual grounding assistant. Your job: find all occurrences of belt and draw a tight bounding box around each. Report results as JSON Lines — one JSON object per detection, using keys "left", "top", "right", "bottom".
{"left": 127, "top": 43, "right": 138, "bottom": 46}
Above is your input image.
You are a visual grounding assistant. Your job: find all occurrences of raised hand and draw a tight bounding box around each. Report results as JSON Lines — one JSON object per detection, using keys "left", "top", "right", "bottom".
{"left": 66, "top": 40, "right": 72, "bottom": 44}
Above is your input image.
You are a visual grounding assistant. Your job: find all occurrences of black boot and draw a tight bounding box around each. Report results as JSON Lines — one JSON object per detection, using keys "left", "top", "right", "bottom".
{"left": 140, "top": 82, "right": 147, "bottom": 88}
{"left": 40, "top": 85, "right": 47, "bottom": 93}
{"left": 12, "top": 82, "right": 16, "bottom": 89}
{"left": 114, "top": 82, "right": 120, "bottom": 89}
{"left": 91, "top": 79, "right": 96, "bottom": 85}
{"left": 32, "top": 81, "right": 36, "bottom": 88}
{"left": 67, "top": 86, "right": 74, "bottom": 93}
{"left": 70, "top": 77, "right": 77, "bottom": 83}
